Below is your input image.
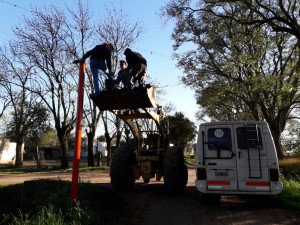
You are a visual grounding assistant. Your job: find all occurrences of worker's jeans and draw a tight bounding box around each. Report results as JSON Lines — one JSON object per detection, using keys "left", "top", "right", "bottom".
{"left": 90, "top": 59, "right": 107, "bottom": 94}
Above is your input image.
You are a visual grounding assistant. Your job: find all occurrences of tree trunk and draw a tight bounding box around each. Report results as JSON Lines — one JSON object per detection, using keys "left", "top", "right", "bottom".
{"left": 105, "top": 132, "right": 112, "bottom": 167}
{"left": 106, "top": 141, "right": 111, "bottom": 167}
{"left": 87, "top": 132, "right": 95, "bottom": 167}
{"left": 58, "top": 135, "right": 69, "bottom": 169}
{"left": 15, "top": 140, "right": 23, "bottom": 168}
{"left": 267, "top": 123, "right": 284, "bottom": 160}
{"left": 272, "top": 131, "right": 284, "bottom": 160}
{"left": 116, "top": 118, "right": 122, "bottom": 148}
{"left": 36, "top": 145, "right": 41, "bottom": 169}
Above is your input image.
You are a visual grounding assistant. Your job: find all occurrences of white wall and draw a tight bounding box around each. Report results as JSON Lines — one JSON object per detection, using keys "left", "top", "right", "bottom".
{"left": 0, "top": 139, "right": 16, "bottom": 164}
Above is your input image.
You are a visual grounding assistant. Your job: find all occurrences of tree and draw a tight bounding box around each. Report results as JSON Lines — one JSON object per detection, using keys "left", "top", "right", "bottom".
{"left": 0, "top": 75, "right": 10, "bottom": 118}
{"left": 207, "top": 1, "right": 300, "bottom": 46}
{"left": 167, "top": 112, "right": 196, "bottom": 147}
{"left": 11, "top": 5, "right": 80, "bottom": 168}
{"left": 39, "top": 129, "right": 60, "bottom": 148}
{"left": 0, "top": 44, "right": 52, "bottom": 167}
{"left": 281, "top": 120, "right": 300, "bottom": 156}
{"left": 5, "top": 100, "right": 51, "bottom": 168}
{"left": 161, "top": 0, "right": 300, "bottom": 159}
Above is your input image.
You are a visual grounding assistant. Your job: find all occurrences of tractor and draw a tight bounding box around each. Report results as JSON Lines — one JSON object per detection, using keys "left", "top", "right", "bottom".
{"left": 91, "top": 86, "right": 188, "bottom": 194}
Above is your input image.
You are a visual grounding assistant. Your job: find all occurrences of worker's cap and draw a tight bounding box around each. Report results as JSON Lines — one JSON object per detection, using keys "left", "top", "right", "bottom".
{"left": 124, "top": 48, "right": 132, "bottom": 55}
{"left": 119, "top": 60, "right": 126, "bottom": 64}
{"left": 108, "top": 43, "right": 115, "bottom": 51}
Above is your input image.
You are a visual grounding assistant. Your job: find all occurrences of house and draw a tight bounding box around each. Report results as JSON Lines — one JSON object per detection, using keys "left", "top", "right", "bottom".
{"left": 0, "top": 138, "right": 24, "bottom": 164}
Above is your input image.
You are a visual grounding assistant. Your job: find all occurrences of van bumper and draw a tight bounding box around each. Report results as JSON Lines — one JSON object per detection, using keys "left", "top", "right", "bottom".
{"left": 195, "top": 180, "right": 283, "bottom": 195}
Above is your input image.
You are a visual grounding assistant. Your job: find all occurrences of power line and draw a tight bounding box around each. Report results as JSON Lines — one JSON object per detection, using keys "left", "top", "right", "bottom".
{"left": 0, "top": 0, "right": 32, "bottom": 12}
{"left": 134, "top": 46, "right": 173, "bottom": 59}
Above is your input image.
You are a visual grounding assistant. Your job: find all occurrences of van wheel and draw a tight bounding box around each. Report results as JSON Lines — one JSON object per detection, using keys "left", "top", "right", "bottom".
{"left": 110, "top": 145, "right": 136, "bottom": 192}
{"left": 163, "top": 147, "right": 188, "bottom": 195}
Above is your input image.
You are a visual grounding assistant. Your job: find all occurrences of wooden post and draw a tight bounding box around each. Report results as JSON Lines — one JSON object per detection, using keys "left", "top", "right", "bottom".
{"left": 71, "top": 62, "right": 85, "bottom": 201}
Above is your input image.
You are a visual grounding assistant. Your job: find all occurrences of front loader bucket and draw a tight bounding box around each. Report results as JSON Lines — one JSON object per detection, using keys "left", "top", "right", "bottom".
{"left": 90, "top": 86, "right": 157, "bottom": 110}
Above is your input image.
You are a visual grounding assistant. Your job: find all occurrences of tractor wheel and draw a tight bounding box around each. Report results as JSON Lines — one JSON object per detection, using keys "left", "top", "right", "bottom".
{"left": 110, "top": 145, "right": 136, "bottom": 192}
{"left": 163, "top": 146, "right": 188, "bottom": 195}
{"left": 143, "top": 178, "right": 150, "bottom": 183}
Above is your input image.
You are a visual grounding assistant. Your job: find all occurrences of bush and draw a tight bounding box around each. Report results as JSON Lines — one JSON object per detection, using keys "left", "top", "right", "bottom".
{"left": 280, "top": 158, "right": 300, "bottom": 182}
{"left": 184, "top": 153, "right": 195, "bottom": 165}
{"left": 0, "top": 180, "right": 128, "bottom": 225}
{"left": 278, "top": 175, "right": 300, "bottom": 211}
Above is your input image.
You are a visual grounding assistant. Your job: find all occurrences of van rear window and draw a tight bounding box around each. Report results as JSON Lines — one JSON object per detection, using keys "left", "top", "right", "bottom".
{"left": 207, "top": 128, "right": 232, "bottom": 150}
{"left": 236, "top": 127, "right": 263, "bottom": 150}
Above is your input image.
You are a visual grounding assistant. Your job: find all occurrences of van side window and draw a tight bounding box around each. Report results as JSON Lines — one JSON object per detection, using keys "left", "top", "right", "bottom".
{"left": 236, "top": 127, "right": 263, "bottom": 150}
{"left": 207, "top": 128, "right": 232, "bottom": 150}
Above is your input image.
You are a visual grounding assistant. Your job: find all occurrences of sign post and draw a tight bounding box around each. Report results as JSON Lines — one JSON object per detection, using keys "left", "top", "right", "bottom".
{"left": 71, "top": 62, "right": 85, "bottom": 201}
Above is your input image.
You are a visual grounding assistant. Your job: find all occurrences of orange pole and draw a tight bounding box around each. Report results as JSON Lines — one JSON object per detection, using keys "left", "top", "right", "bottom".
{"left": 71, "top": 62, "right": 85, "bottom": 201}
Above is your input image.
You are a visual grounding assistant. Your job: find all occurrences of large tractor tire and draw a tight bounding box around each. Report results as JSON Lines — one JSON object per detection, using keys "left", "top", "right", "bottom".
{"left": 163, "top": 147, "right": 188, "bottom": 195}
{"left": 110, "top": 145, "right": 136, "bottom": 192}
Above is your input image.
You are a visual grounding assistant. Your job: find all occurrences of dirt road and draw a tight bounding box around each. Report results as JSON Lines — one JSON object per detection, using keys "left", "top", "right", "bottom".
{"left": 0, "top": 167, "right": 299, "bottom": 225}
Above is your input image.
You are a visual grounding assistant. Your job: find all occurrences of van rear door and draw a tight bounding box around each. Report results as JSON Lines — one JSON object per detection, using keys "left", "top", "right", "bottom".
{"left": 203, "top": 125, "right": 237, "bottom": 191}
{"left": 234, "top": 123, "right": 270, "bottom": 192}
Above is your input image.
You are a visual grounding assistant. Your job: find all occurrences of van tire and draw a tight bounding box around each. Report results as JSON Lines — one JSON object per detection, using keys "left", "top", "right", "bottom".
{"left": 163, "top": 147, "right": 188, "bottom": 195}
{"left": 110, "top": 145, "right": 136, "bottom": 192}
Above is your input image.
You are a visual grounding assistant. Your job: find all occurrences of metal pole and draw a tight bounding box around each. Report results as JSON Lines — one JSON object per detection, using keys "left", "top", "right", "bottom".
{"left": 71, "top": 62, "right": 85, "bottom": 201}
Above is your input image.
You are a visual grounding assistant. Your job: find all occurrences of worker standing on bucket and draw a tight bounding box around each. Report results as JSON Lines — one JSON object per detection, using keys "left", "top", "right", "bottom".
{"left": 114, "top": 60, "right": 130, "bottom": 88}
{"left": 74, "top": 43, "right": 115, "bottom": 94}
{"left": 124, "top": 48, "right": 147, "bottom": 89}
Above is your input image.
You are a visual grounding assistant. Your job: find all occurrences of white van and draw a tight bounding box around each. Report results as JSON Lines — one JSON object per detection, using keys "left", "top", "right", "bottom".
{"left": 195, "top": 121, "right": 283, "bottom": 197}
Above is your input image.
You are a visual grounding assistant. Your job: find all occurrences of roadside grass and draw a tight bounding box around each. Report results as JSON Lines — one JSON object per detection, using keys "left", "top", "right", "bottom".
{"left": 278, "top": 175, "right": 300, "bottom": 211}
{"left": 0, "top": 180, "right": 128, "bottom": 225}
{"left": 279, "top": 157, "right": 300, "bottom": 181}
{"left": 277, "top": 157, "right": 300, "bottom": 211}
{"left": 0, "top": 162, "right": 109, "bottom": 174}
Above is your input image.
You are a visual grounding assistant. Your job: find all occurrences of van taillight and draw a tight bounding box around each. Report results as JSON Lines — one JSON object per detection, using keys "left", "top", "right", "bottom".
{"left": 270, "top": 168, "right": 279, "bottom": 181}
{"left": 197, "top": 168, "right": 206, "bottom": 180}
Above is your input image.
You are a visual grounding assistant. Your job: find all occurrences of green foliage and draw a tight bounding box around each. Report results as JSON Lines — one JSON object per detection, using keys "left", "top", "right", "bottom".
{"left": 280, "top": 158, "right": 300, "bottom": 182}
{"left": 278, "top": 158, "right": 300, "bottom": 211}
{"left": 184, "top": 153, "right": 195, "bottom": 165}
{"left": 0, "top": 180, "right": 127, "bottom": 225}
{"left": 9, "top": 206, "right": 65, "bottom": 225}
{"left": 167, "top": 112, "right": 196, "bottom": 147}
{"left": 6, "top": 204, "right": 95, "bottom": 225}
{"left": 6, "top": 101, "right": 51, "bottom": 142}
{"left": 278, "top": 175, "right": 300, "bottom": 211}
{"left": 161, "top": 0, "right": 300, "bottom": 160}
{"left": 282, "top": 121, "right": 300, "bottom": 156}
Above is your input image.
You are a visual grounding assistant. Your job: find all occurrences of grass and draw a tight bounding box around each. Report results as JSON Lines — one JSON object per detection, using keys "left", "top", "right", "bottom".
{"left": 0, "top": 180, "right": 128, "bottom": 225}
{"left": 279, "top": 158, "right": 300, "bottom": 182}
{"left": 275, "top": 158, "right": 300, "bottom": 210}
{"left": 280, "top": 157, "right": 300, "bottom": 170}
{"left": 0, "top": 162, "right": 109, "bottom": 174}
{"left": 278, "top": 175, "right": 300, "bottom": 211}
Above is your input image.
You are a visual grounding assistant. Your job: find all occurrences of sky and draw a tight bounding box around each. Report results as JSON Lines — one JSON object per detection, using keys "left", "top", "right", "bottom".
{"left": 0, "top": 0, "right": 200, "bottom": 126}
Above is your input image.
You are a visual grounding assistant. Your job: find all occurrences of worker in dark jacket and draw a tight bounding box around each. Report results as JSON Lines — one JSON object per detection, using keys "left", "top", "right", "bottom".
{"left": 74, "top": 43, "right": 115, "bottom": 94}
{"left": 124, "top": 48, "right": 147, "bottom": 89}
